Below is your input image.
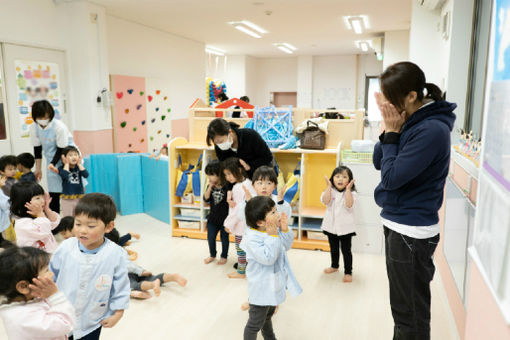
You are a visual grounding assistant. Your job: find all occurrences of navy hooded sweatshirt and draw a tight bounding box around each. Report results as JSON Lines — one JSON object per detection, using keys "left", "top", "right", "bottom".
{"left": 373, "top": 100, "right": 456, "bottom": 226}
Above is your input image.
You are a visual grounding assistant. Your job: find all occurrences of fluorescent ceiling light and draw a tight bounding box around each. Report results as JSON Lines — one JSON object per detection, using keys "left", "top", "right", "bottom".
{"left": 281, "top": 43, "right": 297, "bottom": 51}
{"left": 277, "top": 46, "right": 293, "bottom": 54}
{"left": 240, "top": 20, "right": 267, "bottom": 34}
{"left": 343, "top": 15, "right": 370, "bottom": 34}
{"left": 355, "top": 40, "right": 372, "bottom": 52}
{"left": 205, "top": 46, "right": 225, "bottom": 56}
{"left": 273, "top": 43, "right": 296, "bottom": 54}
{"left": 359, "top": 42, "right": 369, "bottom": 51}
{"left": 229, "top": 20, "right": 267, "bottom": 39}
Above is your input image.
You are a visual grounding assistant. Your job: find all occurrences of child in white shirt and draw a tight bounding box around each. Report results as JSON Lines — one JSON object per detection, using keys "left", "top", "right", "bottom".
{"left": 320, "top": 166, "right": 357, "bottom": 283}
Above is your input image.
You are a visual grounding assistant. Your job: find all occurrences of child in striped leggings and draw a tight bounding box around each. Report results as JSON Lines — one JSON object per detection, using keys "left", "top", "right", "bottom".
{"left": 222, "top": 157, "right": 256, "bottom": 279}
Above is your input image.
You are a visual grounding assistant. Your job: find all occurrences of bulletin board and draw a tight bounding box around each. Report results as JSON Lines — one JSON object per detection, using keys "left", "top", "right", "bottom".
{"left": 470, "top": 0, "right": 510, "bottom": 323}
{"left": 14, "top": 60, "right": 62, "bottom": 137}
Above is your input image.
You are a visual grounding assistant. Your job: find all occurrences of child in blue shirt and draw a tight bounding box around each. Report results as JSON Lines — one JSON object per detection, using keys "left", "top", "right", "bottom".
{"left": 58, "top": 146, "right": 89, "bottom": 217}
{"left": 240, "top": 196, "right": 302, "bottom": 340}
{"left": 50, "top": 193, "right": 130, "bottom": 340}
{"left": 17, "top": 152, "right": 37, "bottom": 183}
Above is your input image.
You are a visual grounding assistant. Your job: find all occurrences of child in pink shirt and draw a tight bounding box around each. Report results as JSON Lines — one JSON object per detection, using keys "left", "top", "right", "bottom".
{"left": 0, "top": 245, "right": 75, "bottom": 339}
{"left": 320, "top": 166, "right": 357, "bottom": 283}
{"left": 11, "top": 182, "right": 61, "bottom": 253}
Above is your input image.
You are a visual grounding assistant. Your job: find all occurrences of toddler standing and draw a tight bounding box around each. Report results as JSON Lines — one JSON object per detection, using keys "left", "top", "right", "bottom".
{"left": 320, "top": 166, "right": 357, "bottom": 282}
{"left": 58, "top": 146, "right": 89, "bottom": 217}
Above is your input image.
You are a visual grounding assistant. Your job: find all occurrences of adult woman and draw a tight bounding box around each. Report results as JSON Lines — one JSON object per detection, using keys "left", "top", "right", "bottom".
{"left": 30, "top": 100, "right": 74, "bottom": 213}
{"left": 372, "top": 62, "right": 456, "bottom": 340}
{"left": 206, "top": 118, "right": 272, "bottom": 179}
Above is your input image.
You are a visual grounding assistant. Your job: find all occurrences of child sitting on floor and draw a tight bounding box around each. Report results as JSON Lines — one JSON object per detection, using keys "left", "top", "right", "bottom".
{"left": 105, "top": 228, "right": 187, "bottom": 299}
{"left": 52, "top": 215, "right": 75, "bottom": 240}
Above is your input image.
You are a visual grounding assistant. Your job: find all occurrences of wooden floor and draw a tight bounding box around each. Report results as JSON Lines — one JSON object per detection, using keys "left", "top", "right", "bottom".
{"left": 0, "top": 213, "right": 460, "bottom": 340}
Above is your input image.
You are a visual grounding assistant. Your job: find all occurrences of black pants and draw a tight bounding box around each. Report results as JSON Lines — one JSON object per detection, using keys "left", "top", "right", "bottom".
{"left": 119, "top": 233, "right": 132, "bottom": 247}
{"left": 384, "top": 226, "right": 439, "bottom": 340}
{"left": 207, "top": 222, "right": 229, "bottom": 258}
{"left": 323, "top": 231, "right": 354, "bottom": 275}
{"left": 69, "top": 326, "right": 102, "bottom": 340}
{"left": 244, "top": 305, "right": 277, "bottom": 340}
{"left": 49, "top": 192, "right": 61, "bottom": 214}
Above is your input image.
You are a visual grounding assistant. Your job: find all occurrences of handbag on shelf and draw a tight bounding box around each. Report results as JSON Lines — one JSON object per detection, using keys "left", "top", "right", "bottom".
{"left": 300, "top": 121, "right": 326, "bottom": 150}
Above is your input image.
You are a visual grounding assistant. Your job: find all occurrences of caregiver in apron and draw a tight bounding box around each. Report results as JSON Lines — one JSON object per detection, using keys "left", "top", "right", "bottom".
{"left": 30, "top": 100, "right": 74, "bottom": 213}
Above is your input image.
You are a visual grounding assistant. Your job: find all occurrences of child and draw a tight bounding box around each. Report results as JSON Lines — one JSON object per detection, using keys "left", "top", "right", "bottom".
{"left": 149, "top": 144, "right": 169, "bottom": 161}
{"left": 17, "top": 152, "right": 37, "bottom": 183}
{"left": 240, "top": 196, "right": 302, "bottom": 340}
{"left": 203, "top": 160, "right": 230, "bottom": 265}
{"left": 222, "top": 157, "right": 256, "bottom": 278}
{"left": 320, "top": 166, "right": 357, "bottom": 283}
{"left": 105, "top": 228, "right": 139, "bottom": 261}
{"left": 53, "top": 215, "right": 75, "bottom": 240}
{"left": 0, "top": 245, "right": 75, "bottom": 339}
{"left": 0, "top": 155, "right": 18, "bottom": 196}
{"left": 0, "top": 175, "right": 10, "bottom": 242}
{"left": 11, "top": 181, "right": 61, "bottom": 253}
{"left": 50, "top": 193, "right": 130, "bottom": 340}
{"left": 58, "top": 146, "right": 89, "bottom": 217}
{"left": 105, "top": 229, "right": 188, "bottom": 300}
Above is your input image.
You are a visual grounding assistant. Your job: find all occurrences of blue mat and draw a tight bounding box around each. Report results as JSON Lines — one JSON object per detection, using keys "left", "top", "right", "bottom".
{"left": 117, "top": 155, "right": 144, "bottom": 215}
{"left": 141, "top": 155, "right": 170, "bottom": 223}
{"left": 83, "top": 153, "right": 123, "bottom": 208}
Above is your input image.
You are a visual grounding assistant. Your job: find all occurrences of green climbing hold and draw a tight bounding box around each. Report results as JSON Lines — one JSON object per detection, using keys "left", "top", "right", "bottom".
{"left": 161, "top": 115, "right": 166, "bottom": 120}
{"left": 120, "top": 121, "right": 127, "bottom": 128}
{"left": 167, "top": 108, "right": 171, "bottom": 112}
{"left": 133, "top": 127, "right": 137, "bottom": 131}
{"left": 140, "top": 91, "right": 144, "bottom": 96}
{"left": 150, "top": 136, "right": 154, "bottom": 141}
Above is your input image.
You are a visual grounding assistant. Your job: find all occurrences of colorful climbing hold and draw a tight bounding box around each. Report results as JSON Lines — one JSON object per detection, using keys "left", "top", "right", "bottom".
{"left": 166, "top": 134, "right": 170, "bottom": 138}
{"left": 120, "top": 121, "right": 127, "bottom": 128}
{"left": 161, "top": 115, "right": 166, "bottom": 120}
{"left": 157, "top": 130, "right": 162, "bottom": 134}
{"left": 150, "top": 136, "right": 154, "bottom": 141}
{"left": 141, "top": 120, "right": 146, "bottom": 125}
{"left": 127, "top": 89, "right": 133, "bottom": 94}
{"left": 155, "top": 107, "right": 159, "bottom": 112}
{"left": 148, "top": 95, "right": 153, "bottom": 102}
{"left": 163, "top": 96, "right": 167, "bottom": 100}
{"left": 167, "top": 108, "right": 171, "bottom": 112}
{"left": 140, "top": 91, "right": 144, "bottom": 96}
{"left": 125, "top": 108, "right": 129, "bottom": 114}
{"left": 140, "top": 138, "right": 144, "bottom": 143}
{"left": 156, "top": 90, "right": 161, "bottom": 95}
{"left": 151, "top": 118, "right": 156, "bottom": 123}
{"left": 133, "top": 127, "right": 137, "bottom": 131}
{"left": 136, "top": 104, "right": 142, "bottom": 110}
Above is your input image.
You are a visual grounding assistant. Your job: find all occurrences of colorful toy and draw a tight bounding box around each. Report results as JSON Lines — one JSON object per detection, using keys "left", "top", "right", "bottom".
{"left": 252, "top": 105, "right": 293, "bottom": 148}
{"left": 205, "top": 77, "right": 227, "bottom": 106}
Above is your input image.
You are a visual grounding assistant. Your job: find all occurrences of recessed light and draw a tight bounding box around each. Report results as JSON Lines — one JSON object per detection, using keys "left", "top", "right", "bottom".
{"left": 228, "top": 20, "right": 267, "bottom": 38}
{"left": 343, "top": 15, "right": 370, "bottom": 34}
{"left": 273, "top": 43, "right": 297, "bottom": 54}
{"left": 355, "top": 40, "right": 373, "bottom": 52}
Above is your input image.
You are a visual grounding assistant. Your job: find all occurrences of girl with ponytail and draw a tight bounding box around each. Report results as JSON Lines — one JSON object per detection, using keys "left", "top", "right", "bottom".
{"left": 373, "top": 61, "right": 456, "bottom": 340}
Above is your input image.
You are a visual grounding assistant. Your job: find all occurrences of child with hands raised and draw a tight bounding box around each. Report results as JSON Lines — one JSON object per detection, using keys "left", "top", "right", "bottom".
{"left": 240, "top": 196, "right": 302, "bottom": 340}
{"left": 0, "top": 246, "right": 75, "bottom": 339}
{"left": 58, "top": 146, "right": 89, "bottom": 217}
{"left": 10, "top": 182, "right": 61, "bottom": 253}
{"left": 321, "top": 166, "right": 357, "bottom": 282}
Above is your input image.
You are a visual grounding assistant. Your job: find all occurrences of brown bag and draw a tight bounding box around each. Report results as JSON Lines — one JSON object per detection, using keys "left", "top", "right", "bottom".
{"left": 300, "top": 121, "right": 326, "bottom": 150}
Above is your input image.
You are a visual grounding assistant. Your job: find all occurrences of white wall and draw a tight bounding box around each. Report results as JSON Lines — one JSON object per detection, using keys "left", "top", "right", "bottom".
{"left": 384, "top": 30, "right": 410, "bottom": 70}
{"left": 223, "top": 55, "right": 247, "bottom": 100}
{"left": 107, "top": 15, "right": 205, "bottom": 120}
{"left": 245, "top": 56, "right": 258, "bottom": 105}
{"left": 312, "top": 55, "right": 357, "bottom": 109}
{"left": 297, "top": 56, "right": 313, "bottom": 108}
{"left": 0, "top": 0, "right": 111, "bottom": 133}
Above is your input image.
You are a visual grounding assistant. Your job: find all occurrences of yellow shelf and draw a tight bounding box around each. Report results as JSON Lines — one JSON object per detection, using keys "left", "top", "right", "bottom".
{"left": 300, "top": 206, "right": 326, "bottom": 218}
{"left": 173, "top": 203, "right": 201, "bottom": 209}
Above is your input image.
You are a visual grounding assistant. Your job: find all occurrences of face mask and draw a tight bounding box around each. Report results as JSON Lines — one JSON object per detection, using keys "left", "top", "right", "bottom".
{"left": 216, "top": 136, "right": 232, "bottom": 151}
{"left": 37, "top": 119, "right": 50, "bottom": 127}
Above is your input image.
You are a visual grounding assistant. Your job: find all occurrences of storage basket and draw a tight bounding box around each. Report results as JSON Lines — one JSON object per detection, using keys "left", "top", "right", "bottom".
{"left": 307, "top": 231, "right": 328, "bottom": 241}
{"left": 179, "top": 208, "right": 202, "bottom": 218}
{"left": 177, "top": 220, "right": 201, "bottom": 229}
{"left": 341, "top": 150, "right": 373, "bottom": 164}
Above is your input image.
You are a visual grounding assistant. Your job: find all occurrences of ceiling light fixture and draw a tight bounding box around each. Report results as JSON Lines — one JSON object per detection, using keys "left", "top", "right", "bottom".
{"left": 205, "top": 46, "right": 225, "bottom": 56}
{"left": 343, "top": 15, "right": 370, "bottom": 34}
{"left": 273, "top": 43, "right": 297, "bottom": 54}
{"left": 355, "top": 40, "right": 373, "bottom": 52}
{"left": 228, "top": 20, "right": 267, "bottom": 39}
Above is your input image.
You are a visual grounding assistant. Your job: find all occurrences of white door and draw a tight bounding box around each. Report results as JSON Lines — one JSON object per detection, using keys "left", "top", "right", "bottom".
{"left": 1, "top": 43, "right": 69, "bottom": 156}
{"left": 0, "top": 53, "right": 12, "bottom": 155}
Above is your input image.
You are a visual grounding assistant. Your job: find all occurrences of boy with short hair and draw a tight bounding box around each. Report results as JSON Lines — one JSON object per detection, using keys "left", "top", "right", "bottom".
{"left": 50, "top": 193, "right": 130, "bottom": 340}
{"left": 52, "top": 215, "right": 75, "bottom": 240}
{"left": 240, "top": 196, "right": 302, "bottom": 340}
{"left": 17, "top": 152, "right": 37, "bottom": 183}
{"left": 58, "top": 145, "right": 89, "bottom": 217}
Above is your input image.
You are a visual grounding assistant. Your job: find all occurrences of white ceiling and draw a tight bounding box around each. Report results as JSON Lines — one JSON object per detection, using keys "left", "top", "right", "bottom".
{"left": 90, "top": 0, "right": 412, "bottom": 57}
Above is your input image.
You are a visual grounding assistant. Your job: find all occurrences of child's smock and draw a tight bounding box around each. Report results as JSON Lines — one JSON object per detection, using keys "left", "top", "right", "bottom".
{"left": 237, "top": 195, "right": 292, "bottom": 224}
{"left": 49, "top": 238, "right": 130, "bottom": 339}
{"left": 15, "top": 215, "right": 61, "bottom": 253}
{"left": 0, "top": 190, "right": 10, "bottom": 233}
{"left": 224, "top": 178, "right": 256, "bottom": 236}
{"left": 240, "top": 227, "right": 302, "bottom": 306}
{"left": 0, "top": 292, "right": 75, "bottom": 340}
{"left": 320, "top": 190, "right": 357, "bottom": 236}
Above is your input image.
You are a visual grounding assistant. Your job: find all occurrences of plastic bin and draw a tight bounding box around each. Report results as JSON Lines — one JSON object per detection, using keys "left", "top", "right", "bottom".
{"left": 177, "top": 220, "right": 201, "bottom": 229}
{"left": 179, "top": 208, "right": 202, "bottom": 218}
{"left": 341, "top": 150, "right": 373, "bottom": 164}
{"left": 307, "top": 230, "right": 328, "bottom": 241}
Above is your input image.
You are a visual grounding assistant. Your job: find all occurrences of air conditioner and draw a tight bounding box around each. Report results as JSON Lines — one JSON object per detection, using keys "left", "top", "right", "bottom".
{"left": 416, "top": 0, "right": 446, "bottom": 10}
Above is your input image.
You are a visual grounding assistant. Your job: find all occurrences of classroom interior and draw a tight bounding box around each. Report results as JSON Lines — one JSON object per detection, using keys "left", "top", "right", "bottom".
{"left": 0, "top": 0, "right": 509, "bottom": 339}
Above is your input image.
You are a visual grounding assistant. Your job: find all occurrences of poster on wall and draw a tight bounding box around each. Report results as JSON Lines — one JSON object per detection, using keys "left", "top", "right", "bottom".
{"left": 110, "top": 75, "right": 149, "bottom": 153}
{"left": 14, "top": 60, "right": 62, "bottom": 138}
{"left": 145, "top": 78, "right": 172, "bottom": 153}
{"left": 471, "top": 0, "right": 510, "bottom": 323}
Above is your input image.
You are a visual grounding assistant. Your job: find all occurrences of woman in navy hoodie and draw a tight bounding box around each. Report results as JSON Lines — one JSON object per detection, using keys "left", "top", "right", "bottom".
{"left": 373, "top": 62, "right": 456, "bottom": 340}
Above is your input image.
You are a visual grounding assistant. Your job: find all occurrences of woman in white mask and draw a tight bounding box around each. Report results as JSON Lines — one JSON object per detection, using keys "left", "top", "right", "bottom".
{"left": 206, "top": 118, "right": 272, "bottom": 179}
{"left": 30, "top": 100, "right": 75, "bottom": 213}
